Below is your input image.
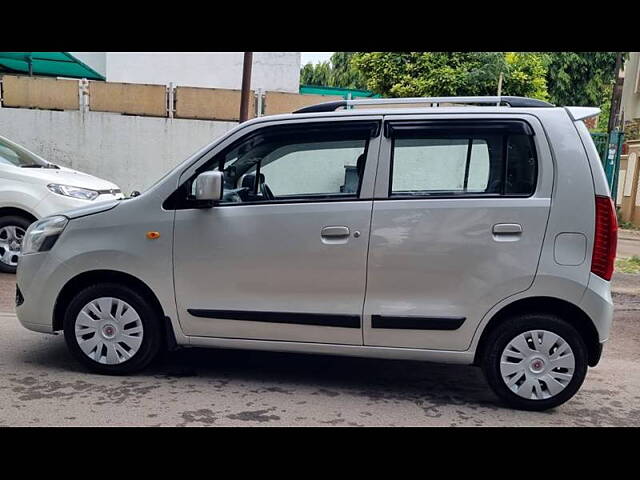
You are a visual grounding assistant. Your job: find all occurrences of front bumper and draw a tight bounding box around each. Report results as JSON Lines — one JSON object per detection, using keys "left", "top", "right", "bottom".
{"left": 15, "top": 248, "right": 71, "bottom": 334}
{"left": 15, "top": 284, "right": 23, "bottom": 307}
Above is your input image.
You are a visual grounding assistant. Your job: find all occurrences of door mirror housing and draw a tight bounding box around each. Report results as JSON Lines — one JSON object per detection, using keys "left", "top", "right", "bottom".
{"left": 194, "top": 171, "right": 223, "bottom": 204}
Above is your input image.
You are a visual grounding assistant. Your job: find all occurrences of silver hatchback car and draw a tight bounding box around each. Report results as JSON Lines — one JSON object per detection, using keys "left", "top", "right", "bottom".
{"left": 16, "top": 96, "right": 617, "bottom": 411}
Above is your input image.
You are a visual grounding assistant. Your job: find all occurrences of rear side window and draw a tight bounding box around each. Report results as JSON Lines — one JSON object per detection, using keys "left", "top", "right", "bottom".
{"left": 389, "top": 120, "right": 537, "bottom": 197}
{"left": 392, "top": 137, "right": 495, "bottom": 194}
{"left": 505, "top": 134, "right": 537, "bottom": 195}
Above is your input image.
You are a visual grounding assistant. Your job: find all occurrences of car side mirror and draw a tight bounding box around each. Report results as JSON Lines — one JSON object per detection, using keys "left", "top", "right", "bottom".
{"left": 194, "top": 171, "right": 223, "bottom": 204}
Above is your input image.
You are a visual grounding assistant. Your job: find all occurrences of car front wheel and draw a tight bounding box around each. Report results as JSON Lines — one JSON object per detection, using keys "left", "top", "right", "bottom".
{"left": 63, "top": 283, "right": 162, "bottom": 375}
{"left": 481, "top": 313, "right": 589, "bottom": 411}
{"left": 0, "top": 215, "right": 31, "bottom": 274}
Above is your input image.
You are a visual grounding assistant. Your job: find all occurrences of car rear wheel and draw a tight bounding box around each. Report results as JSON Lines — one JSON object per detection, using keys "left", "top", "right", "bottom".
{"left": 63, "top": 283, "right": 162, "bottom": 375}
{"left": 0, "top": 215, "right": 32, "bottom": 274}
{"left": 481, "top": 313, "right": 588, "bottom": 411}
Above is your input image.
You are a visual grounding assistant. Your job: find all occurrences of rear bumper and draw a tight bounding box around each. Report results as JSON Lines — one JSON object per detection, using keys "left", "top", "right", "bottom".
{"left": 579, "top": 273, "right": 614, "bottom": 344}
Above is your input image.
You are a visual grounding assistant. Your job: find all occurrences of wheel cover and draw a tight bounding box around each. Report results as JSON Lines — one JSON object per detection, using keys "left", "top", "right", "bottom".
{"left": 75, "top": 297, "right": 144, "bottom": 365}
{"left": 500, "top": 329, "right": 575, "bottom": 400}
{"left": 0, "top": 225, "right": 25, "bottom": 267}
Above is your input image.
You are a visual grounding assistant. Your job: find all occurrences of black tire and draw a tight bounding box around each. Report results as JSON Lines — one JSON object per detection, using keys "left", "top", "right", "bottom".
{"left": 0, "top": 215, "right": 33, "bottom": 274}
{"left": 481, "top": 313, "right": 588, "bottom": 411}
{"left": 63, "top": 283, "right": 163, "bottom": 375}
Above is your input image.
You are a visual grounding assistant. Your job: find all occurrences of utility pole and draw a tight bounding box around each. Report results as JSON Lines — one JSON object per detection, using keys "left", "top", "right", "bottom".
{"left": 608, "top": 52, "right": 624, "bottom": 133}
{"left": 496, "top": 72, "right": 504, "bottom": 105}
{"left": 239, "top": 52, "right": 253, "bottom": 123}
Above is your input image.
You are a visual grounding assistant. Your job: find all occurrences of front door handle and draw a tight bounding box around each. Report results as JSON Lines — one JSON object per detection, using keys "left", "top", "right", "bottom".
{"left": 321, "top": 226, "right": 350, "bottom": 238}
{"left": 492, "top": 223, "right": 523, "bottom": 234}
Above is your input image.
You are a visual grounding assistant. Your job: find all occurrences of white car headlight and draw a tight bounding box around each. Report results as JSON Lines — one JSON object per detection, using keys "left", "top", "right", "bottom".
{"left": 47, "top": 183, "right": 99, "bottom": 201}
{"left": 21, "top": 216, "right": 68, "bottom": 255}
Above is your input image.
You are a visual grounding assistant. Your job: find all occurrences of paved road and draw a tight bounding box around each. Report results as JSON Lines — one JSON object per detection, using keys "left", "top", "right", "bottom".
{"left": 618, "top": 230, "right": 640, "bottom": 259}
{"left": 0, "top": 272, "right": 638, "bottom": 426}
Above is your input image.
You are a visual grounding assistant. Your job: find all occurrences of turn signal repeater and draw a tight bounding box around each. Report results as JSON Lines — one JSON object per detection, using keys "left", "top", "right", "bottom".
{"left": 146, "top": 231, "right": 161, "bottom": 240}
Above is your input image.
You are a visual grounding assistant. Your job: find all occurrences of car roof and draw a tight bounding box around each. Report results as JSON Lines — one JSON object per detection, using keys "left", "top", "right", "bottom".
{"left": 246, "top": 96, "right": 597, "bottom": 126}
{"left": 246, "top": 106, "right": 569, "bottom": 126}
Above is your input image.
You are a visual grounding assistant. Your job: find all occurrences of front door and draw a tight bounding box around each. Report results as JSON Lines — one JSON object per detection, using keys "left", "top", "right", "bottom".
{"left": 173, "top": 119, "right": 381, "bottom": 345}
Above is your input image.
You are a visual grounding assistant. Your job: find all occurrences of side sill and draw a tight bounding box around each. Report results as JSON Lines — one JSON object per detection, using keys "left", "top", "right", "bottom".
{"left": 184, "top": 335, "right": 475, "bottom": 365}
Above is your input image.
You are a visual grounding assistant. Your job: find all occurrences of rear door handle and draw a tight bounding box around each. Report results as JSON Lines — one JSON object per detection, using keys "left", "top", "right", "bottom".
{"left": 492, "top": 223, "right": 523, "bottom": 234}
{"left": 321, "top": 226, "right": 350, "bottom": 238}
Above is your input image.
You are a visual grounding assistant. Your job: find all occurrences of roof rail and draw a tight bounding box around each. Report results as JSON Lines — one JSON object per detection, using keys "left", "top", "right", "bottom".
{"left": 294, "top": 96, "right": 554, "bottom": 113}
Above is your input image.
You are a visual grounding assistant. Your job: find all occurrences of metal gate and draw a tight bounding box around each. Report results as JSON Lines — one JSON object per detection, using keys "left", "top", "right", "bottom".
{"left": 591, "top": 130, "right": 624, "bottom": 199}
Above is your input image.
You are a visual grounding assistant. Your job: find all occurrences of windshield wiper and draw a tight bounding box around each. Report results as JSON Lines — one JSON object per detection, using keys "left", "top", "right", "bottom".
{"left": 21, "top": 163, "right": 60, "bottom": 169}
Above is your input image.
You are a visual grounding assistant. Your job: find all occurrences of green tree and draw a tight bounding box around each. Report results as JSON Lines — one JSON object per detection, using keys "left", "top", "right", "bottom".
{"left": 351, "top": 52, "right": 549, "bottom": 100}
{"left": 545, "top": 52, "right": 620, "bottom": 107}
{"left": 300, "top": 52, "right": 367, "bottom": 89}
{"left": 300, "top": 61, "right": 332, "bottom": 86}
{"left": 327, "top": 52, "right": 367, "bottom": 89}
{"left": 504, "top": 52, "right": 549, "bottom": 101}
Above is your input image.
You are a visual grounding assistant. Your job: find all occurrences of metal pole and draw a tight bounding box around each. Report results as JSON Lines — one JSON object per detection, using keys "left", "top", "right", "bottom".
{"left": 608, "top": 52, "right": 624, "bottom": 133}
{"left": 168, "top": 82, "right": 175, "bottom": 119}
{"left": 255, "top": 88, "right": 264, "bottom": 117}
{"left": 605, "top": 52, "right": 625, "bottom": 199}
{"left": 239, "top": 52, "right": 253, "bottom": 123}
{"left": 496, "top": 72, "right": 503, "bottom": 106}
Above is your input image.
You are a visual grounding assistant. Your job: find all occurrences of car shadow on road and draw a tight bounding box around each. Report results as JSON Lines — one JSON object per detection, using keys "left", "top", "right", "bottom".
{"left": 17, "top": 336, "right": 504, "bottom": 411}
{"left": 155, "top": 346, "right": 503, "bottom": 410}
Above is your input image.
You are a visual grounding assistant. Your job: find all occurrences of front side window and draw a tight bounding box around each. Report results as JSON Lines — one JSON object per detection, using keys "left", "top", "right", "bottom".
{"left": 389, "top": 121, "right": 537, "bottom": 198}
{"left": 172, "top": 121, "right": 377, "bottom": 207}
{"left": 258, "top": 140, "right": 366, "bottom": 197}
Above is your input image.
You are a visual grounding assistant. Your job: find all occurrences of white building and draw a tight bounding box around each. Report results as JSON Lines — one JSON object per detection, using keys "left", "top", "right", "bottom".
{"left": 70, "top": 52, "right": 301, "bottom": 92}
{"left": 622, "top": 52, "right": 640, "bottom": 124}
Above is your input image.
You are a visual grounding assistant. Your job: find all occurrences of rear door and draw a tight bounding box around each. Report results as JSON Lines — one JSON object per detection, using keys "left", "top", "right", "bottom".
{"left": 363, "top": 114, "right": 553, "bottom": 351}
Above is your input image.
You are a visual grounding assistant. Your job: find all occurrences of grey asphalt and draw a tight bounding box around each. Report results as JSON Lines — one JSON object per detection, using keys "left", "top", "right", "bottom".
{"left": 1, "top": 271, "right": 638, "bottom": 426}
{"left": 618, "top": 229, "right": 640, "bottom": 259}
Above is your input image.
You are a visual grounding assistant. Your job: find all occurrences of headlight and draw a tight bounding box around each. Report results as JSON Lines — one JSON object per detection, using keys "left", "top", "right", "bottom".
{"left": 47, "top": 183, "right": 99, "bottom": 201}
{"left": 21, "top": 216, "right": 68, "bottom": 255}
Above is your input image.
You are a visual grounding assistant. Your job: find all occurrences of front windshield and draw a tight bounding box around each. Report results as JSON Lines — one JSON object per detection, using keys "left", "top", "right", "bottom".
{"left": 0, "top": 138, "right": 49, "bottom": 168}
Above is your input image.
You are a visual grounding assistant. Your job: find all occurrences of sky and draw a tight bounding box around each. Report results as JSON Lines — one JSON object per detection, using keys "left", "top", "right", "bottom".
{"left": 301, "top": 52, "right": 334, "bottom": 65}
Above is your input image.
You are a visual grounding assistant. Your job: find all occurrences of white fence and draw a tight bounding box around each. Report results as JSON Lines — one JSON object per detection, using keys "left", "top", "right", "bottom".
{"left": 0, "top": 74, "right": 344, "bottom": 196}
{"left": 0, "top": 107, "right": 236, "bottom": 195}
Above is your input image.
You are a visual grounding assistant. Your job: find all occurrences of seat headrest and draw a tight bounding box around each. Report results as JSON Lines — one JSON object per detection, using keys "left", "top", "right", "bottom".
{"left": 356, "top": 153, "right": 366, "bottom": 178}
{"left": 241, "top": 173, "right": 265, "bottom": 190}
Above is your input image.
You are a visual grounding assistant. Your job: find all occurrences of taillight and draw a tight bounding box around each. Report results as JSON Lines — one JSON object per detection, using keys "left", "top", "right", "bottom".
{"left": 591, "top": 195, "right": 618, "bottom": 281}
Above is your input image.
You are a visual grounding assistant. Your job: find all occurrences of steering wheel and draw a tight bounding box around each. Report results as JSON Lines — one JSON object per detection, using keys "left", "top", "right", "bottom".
{"left": 222, "top": 187, "right": 249, "bottom": 203}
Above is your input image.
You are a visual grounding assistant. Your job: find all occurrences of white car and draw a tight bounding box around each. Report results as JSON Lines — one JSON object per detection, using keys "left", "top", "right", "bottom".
{"left": 0, "top": 134, "right": 124, "bottom": 273}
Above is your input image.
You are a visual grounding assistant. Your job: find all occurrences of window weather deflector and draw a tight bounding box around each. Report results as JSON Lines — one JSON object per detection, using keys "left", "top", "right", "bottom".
{"left": 384, "top": 120, "right": 535, "bottom": 138}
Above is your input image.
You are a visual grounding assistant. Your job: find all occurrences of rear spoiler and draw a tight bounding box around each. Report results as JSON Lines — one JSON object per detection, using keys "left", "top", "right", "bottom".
{"left": 564, "top": 107, "right": 601, "bottom": 122}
